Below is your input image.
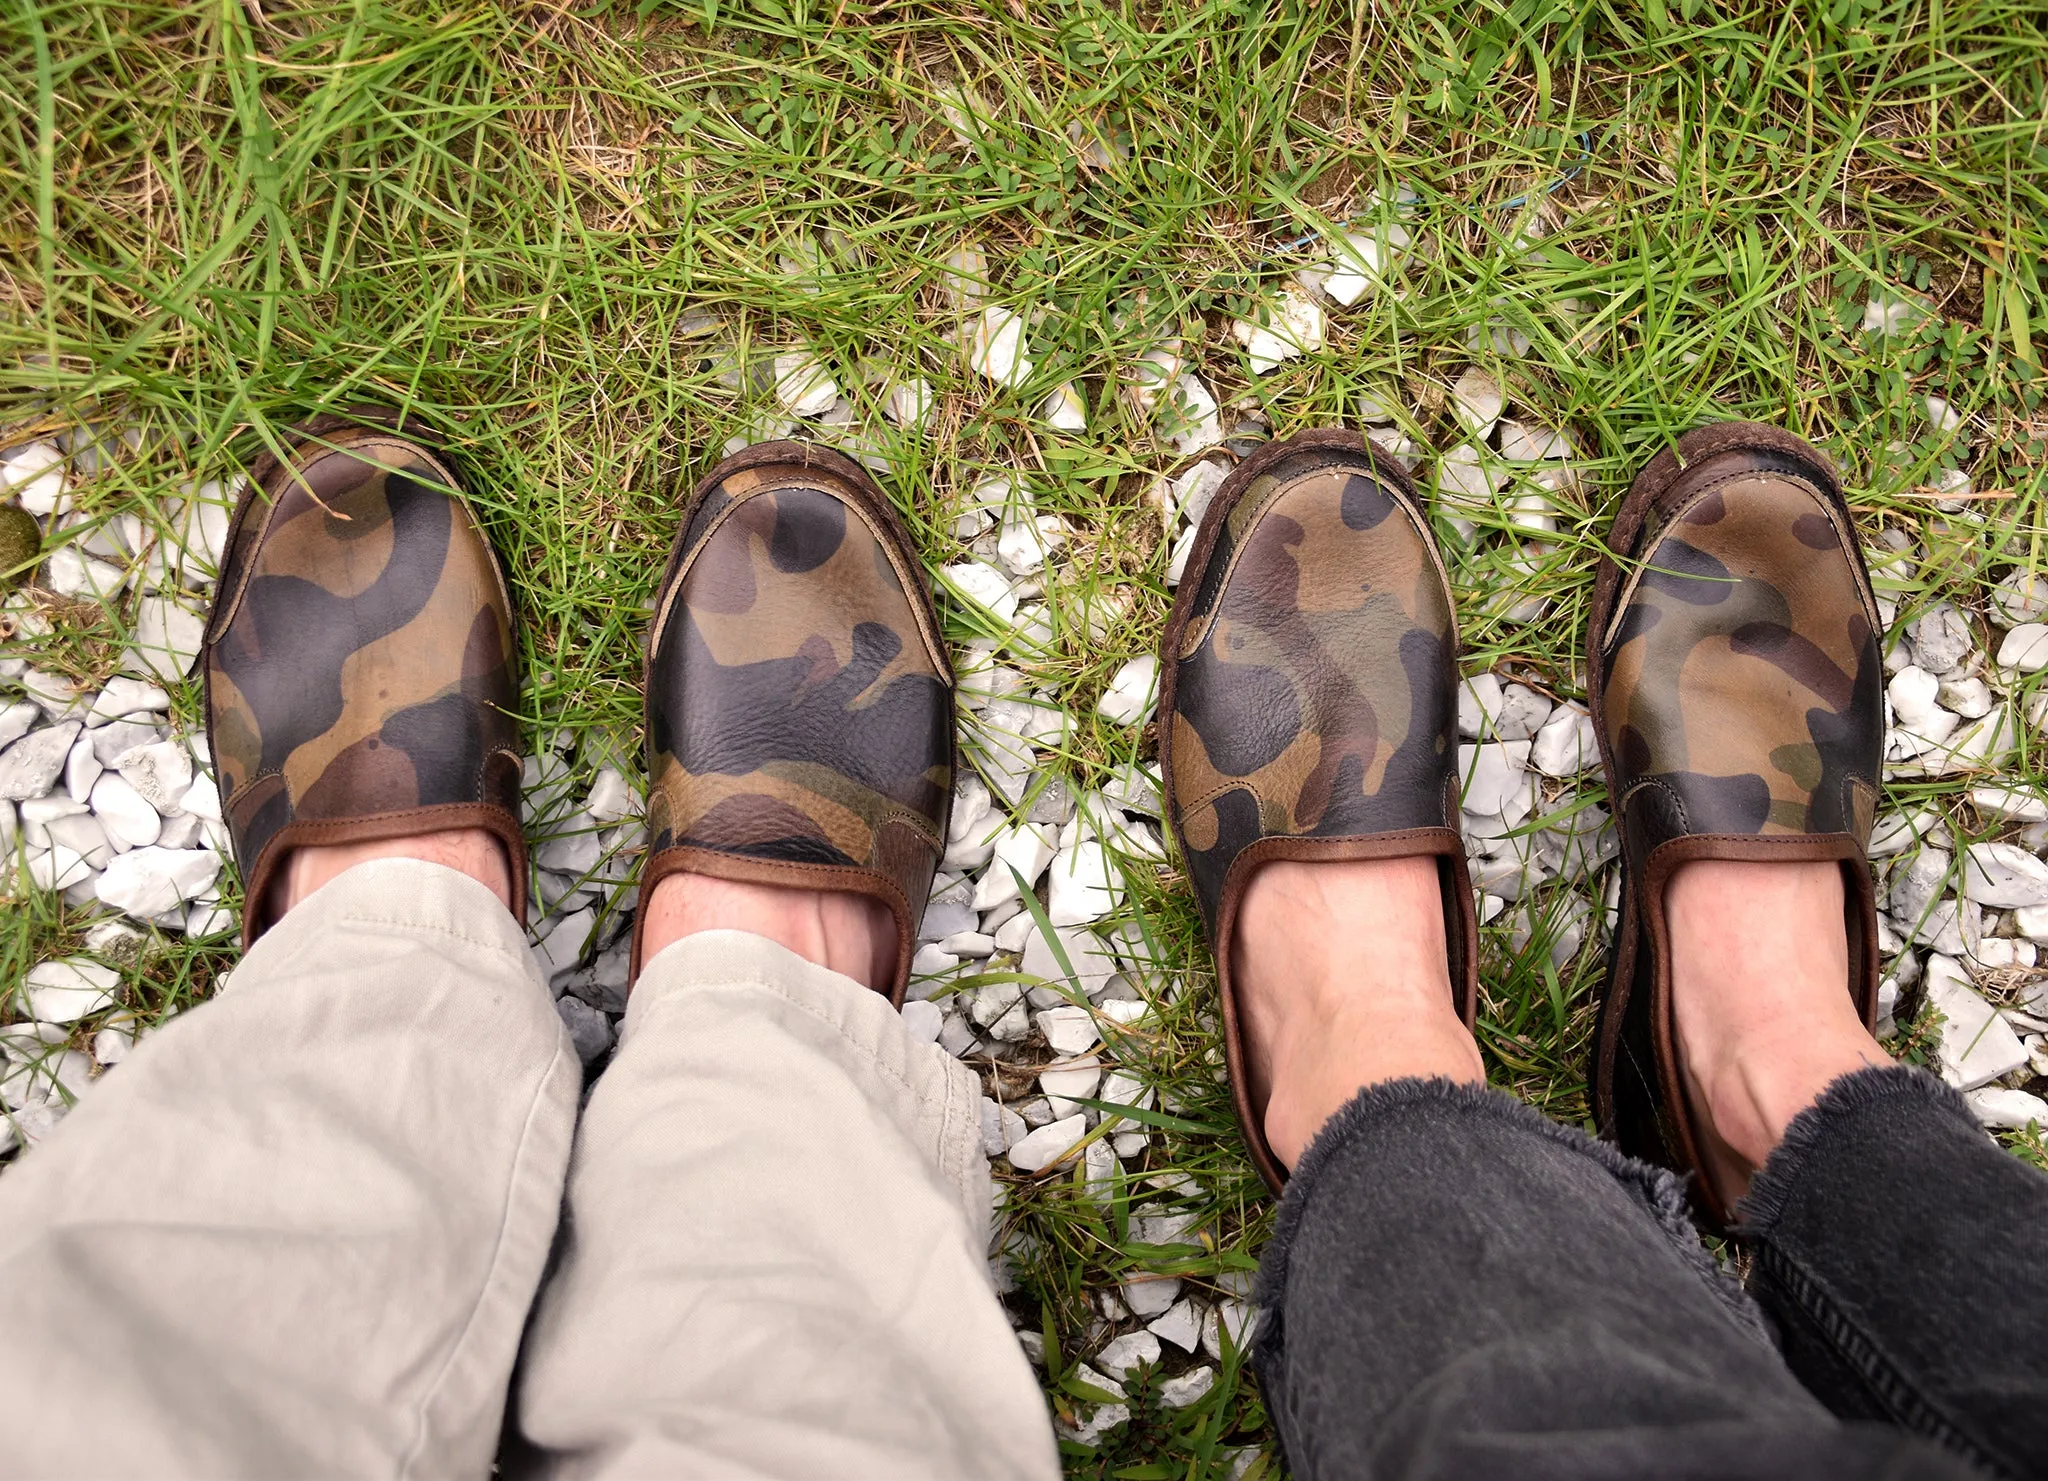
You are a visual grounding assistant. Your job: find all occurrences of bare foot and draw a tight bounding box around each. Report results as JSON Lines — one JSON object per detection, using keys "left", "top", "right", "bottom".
{"left": 268, "top": 827, "right": 513, "bottom": 923}
{"left": 639, "top": 873, "right": 897, "bottom": 993}
{"left": 1232, "top": 857, "right": 1480, "bottom": 1171}
{"left": 1666, "top": 859, "right": 1888, "bottom": 1193}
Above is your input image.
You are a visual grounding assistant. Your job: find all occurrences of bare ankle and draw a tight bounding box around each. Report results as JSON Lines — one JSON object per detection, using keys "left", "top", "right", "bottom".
{"left": 271, "top": 828, "right": 513, "bottom": 922}
{"left": 640, "top": 874, "right": 898, "bottom": 993}
{"left": 1667, "top": 859, "right": 1886, "bottom": 1170}
{"left": 1232, "top": 857, "right": 1480, "bottom": 1170}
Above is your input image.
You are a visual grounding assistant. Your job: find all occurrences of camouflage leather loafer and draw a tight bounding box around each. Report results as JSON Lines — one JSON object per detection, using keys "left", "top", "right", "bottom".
{"left": 204, "top": 417, "right": 526, "bottom": 941}
{"left": 1158, "top": 429, "right": 1479, "bottom": 1192}
{"left": 632, "top": 441, "right": 953, "bottom": 1002}
{"left": 1587, "top": 421, "right": 1884, "bottom": 1224}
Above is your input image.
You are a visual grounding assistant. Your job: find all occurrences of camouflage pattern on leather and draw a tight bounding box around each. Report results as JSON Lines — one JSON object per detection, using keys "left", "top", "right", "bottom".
{"left": 645, "top": 462, "right": 951, "bottom": 920}
{"left": 1166, "top": 444, "right": 1459, "bottom": 931}
{"left": 205, "top": 431, "right": 523, "bottom": 920}
{"left": 1598, "top": 458, "right": 1883, "bottom": 845}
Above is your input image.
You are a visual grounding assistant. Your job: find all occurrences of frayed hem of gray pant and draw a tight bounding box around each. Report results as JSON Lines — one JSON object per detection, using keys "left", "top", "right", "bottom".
{"left": 1250, "top": 1076, "right": 1774, "bottom": 1374}
{"left": 1736, "top": 1063, "right": 1969, "bottom": 1235}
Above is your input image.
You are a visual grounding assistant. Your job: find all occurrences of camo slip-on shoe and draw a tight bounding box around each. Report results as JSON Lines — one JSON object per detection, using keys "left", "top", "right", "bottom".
{"left": 1158, "top": 429, "right": 1480, "bottom": 1193}
{"left": 631, "top": 441, "right": 953, "bottom": 1003}
{"left": 1587, "top": 421, "right": 1884, "bottom": 1225}
{"left": 203, "top": 417, "right": 527, "bottom": 943}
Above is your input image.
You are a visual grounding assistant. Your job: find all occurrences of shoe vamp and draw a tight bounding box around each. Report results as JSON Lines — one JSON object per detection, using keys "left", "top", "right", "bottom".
{"left": 648, "top": 487, "right": 949, "bottom": 868}
{"left": 1171, "top": 468, "right": 1456, "bottom": 896}
{"left": 1601, "top": 474, "right": 1881, "bottom": 837}
{"left": 210, "top": 455, "right": 516, "bottom": 823}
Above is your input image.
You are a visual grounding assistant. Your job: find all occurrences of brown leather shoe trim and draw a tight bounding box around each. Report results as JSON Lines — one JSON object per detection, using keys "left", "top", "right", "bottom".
{"left": 1629, "top": 831, "right": 1878, "bottom": 1225}
{"left": 628, "top": 841, "right": 917, "bottom": 1005}
{"left": 239, "top": 798, "right": 529, "bottom": 946}
{"left": 1212, "top": 826, "right": 1480, "bottom": 1194}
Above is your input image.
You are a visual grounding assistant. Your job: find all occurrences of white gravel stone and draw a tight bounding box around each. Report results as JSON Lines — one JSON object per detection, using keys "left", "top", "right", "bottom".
{"left": 3, "top": 441, "right": 69, "bottom": 515}
{"left": 114, "top": 737, "right": 192, "bottom": 815}
{"left": 556, "top": 995, "right": 613, "bottom": 1065}
{"left": 1530, "top": 704, "right": 1597, "bottom": 776}
{"left": 64, "top": 734, "right": 102, "bottom": 802}
{"left": 1148, "top": 1299, "right": 1203, "bottom": 1352}
{"left": 125, "top": 596, "right": 206, "bottom": 683}
{"left": 1202, "top": 1299, "right": 1255, "bottom": 1360}
{"left": 1907, "top": 604, "right": 1972, "bottom": 673}
{"left": 90, "top": 720, "right": 160, "bottom": 767}
{"left": 92, "top": 1025, "right": 133, "bottom": 1066}
{"left": 969, "top": 306, "right": 1033, "bottom": 387}
{"left": 1889, "top": 846, "right": 1951, "bottom": 925}
{"left": 1869, "top": 809, "right": 1946, "bottom": 857}
{"left": 1041, "top": 381, "right": 1087, "bottom": 431}
{"left": 1458, "top": 673, "right": 1503, "bottom": 739}
{"left": 1450, "top": 368, "right": 1505, "bottom": 439}
{"left": 885, "top": 378, "right": 935, "bottom": 430}
{"left": 1036, "top": 1005, "right": 1101, "bottom": 1055}
{"left": 1097, "top": 655, "right": 1159, "bottom": 726}
{"left": 1997, "top": 623, "right": 2048, "bottom": 673}
{"left": 1120, "top": 1275, "right": 1182, "bottom": 1319}
{"left": 1939, "top": 676, "right": 1994, "bottom": 719}
{"left": 1008, "top": 1113, "right": 1087, "bottom": 1173}
{"left": 1321, "top": 222, "right": 1410, "bottom": 305}
{"left": 1991, "top": 570, "right": 2048, "bottom": 626}
{"left": 0, "top": 721, "right": 81, "bottom": 800}
{"left": 971, "top": 820, "right": 1055, "bottom": 911}
{"left": 92, "top": 843, "right": 220, "bottom": 917}
{"left": 1458, "top": 740, "right": 1531, "bottom": 814}
{"left": 86, "top": 676, "right": 170, "bottom": 727}
{"left": 1925, "top": 956, "right": 2030, "bottom": 1090}
{"left": 900, "top": 998, "right": 943, "bottom": 1044}
{"left": 1965, "top": 1086, "right": 2048, "bottom": 1130}
{"left": 1961, "top": 842, "right": 2048, "bottom": 907}
{"left": 771, "top": 351, "right": 838, "bottom": 416}
{"left": 1232, "top": 284, "right": 1324, "bottom": 373}
{"left": 1095, "top": 1331, "right": 1160, "bottom": 1380}
{"left": 22, "top": 959, "right": 119, "bottom": 1022}
{"left": 1969, "top": 786, "right": 2048, "bottom": 822}
{"left": 0, "top": 701, "right": 37, "bottom": 750}
{"left": 584, "top": 767, "right": 635, "bottom": 823}
{"left": 941, "top": 560, "right": 1020, "bottom": 624}
{"left": 89, "top": 771, "right": 161, "bottom": 849}
{"left": 1048, "top": 837, "right": 1117, "bottom": 926}
{"left": 1039, "top": 1063, "right": 1101, "bottom": 1111}
{"left": 1886, "top": 666, "right": 1939, "bottom": 726}
{"left": 1491, "top": 683, "right": 1552, "bottom": 741}
{"left": 1160, "top": 1367, "right": 1217, "bottom": 1409}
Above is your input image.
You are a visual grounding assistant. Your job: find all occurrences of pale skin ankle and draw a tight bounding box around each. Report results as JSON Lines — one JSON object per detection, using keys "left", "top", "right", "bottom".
{"left": 1667, "top": 859, "right": 1888, "bottom": 1176}
{"left": 1232, "top": 856, "right": 1480, "bottom": 1172}
{"left": 270, "top": 827, "right": 514, "bottom": 921}
{"left": 639, "top": 873, "right": 897, "bottom": 994}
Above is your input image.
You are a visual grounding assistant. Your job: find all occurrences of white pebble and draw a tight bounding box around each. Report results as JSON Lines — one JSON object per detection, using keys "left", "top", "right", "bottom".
{"left": 1007, "top": 1113, "right": 1087, "bottom": 1173}
{"left": 23, "top": 959, "right": 119, "bottom": 1023}
{"left": 1529, "top": 704, "right": 1597, "bottom": 777}
{"left": 1097, "top": 655, "right": 1160, "bottom": 726}
{"left": 1961, "top": 842, "right": 2048, "bottom": 907}
{"left": 969, "top": 306, "right": 1034, "bottom": 388}
{"left": 90, "top": 771, "right": 161, "bottom": 849}
{"left": 900, "top": 999, "right": 943, "bottom": 1044}
{"left": 1886, "top": 666, "right": 1939, "bottom": 725}
{"left": 771, "top": 352, "right": 839, "bottom": 416}
{"left": 1965, "top": 1086, "right": 2048, "bottom": 1130}
{"left": 95, "top": 845, "right": 221, "bottom": 918}
{"left": 1042, "top": 382, "right": 1087, "bottom": 431}
{"left": 1996, "top": 623, "right": 2048, "bottom": 673}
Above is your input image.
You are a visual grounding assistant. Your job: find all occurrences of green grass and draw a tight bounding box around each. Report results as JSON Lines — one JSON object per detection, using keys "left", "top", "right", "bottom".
{"left": 4, "top": 1, "right": 2048, "bottom": 1474}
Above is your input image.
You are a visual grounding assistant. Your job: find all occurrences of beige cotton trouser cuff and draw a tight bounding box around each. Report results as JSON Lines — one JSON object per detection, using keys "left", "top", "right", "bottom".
{"left": 0, "top": 858, "right": 1057, "bottom": 1481}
